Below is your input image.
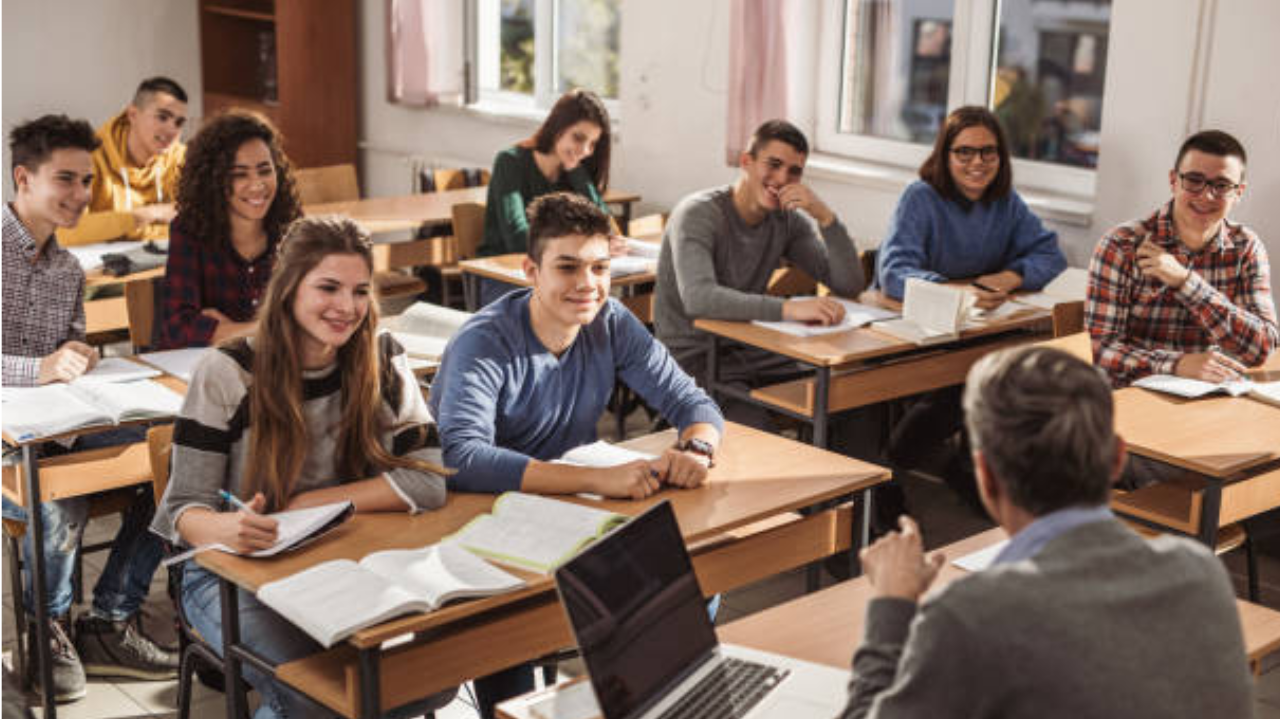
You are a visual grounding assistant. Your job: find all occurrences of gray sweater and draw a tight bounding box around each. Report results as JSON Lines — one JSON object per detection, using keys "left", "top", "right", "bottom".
{"left": 653, "top": 186, "right": 864, "bottom": 362}
{"left": 840, "top": 519, "right": 1253, "bottom": 719}
{"left": 151, "top": 334, "right": 447, "bottom": 546}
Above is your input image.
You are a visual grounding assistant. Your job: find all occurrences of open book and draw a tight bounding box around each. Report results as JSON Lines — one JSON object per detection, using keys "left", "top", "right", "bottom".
{"left": 77, "top": 357, "right": 162, "bottom": 384}
{"left": 137, "top": 347, "right": 211, "bottom": 383}
{"left": 608, "top": 255, "right": 656, "bottom": 278}
{"left": 871, "top": 279, "right": 1022, "bottom": 345}
{"left": 449, "top": 493, "right": 629, "bottom": 573}
{"left": 381, "top": 301, "right": 474, "bottom": 361}
{"left": 624, "top": 237, "right": 661, "bottom": 260}
{"left": 752, "top": 297, "right": 899, "bottom": 337}
{"left": 1132, "top": 374, "right": 1280, "bottom": 408}
{"left": 256, "top": 541, "right": 525, "bottom": 647}
{"left": 2, "top": 379, "right": 182, "bottom": 442}
{"left": 163, "top": 500, "right": 356, "bottom": 567}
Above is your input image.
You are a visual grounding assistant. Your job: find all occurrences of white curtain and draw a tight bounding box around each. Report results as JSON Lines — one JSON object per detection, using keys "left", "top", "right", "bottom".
{"left": 387, "top": 0, "right": 465, "bottom": 107}
{"left": 726, "top": 0, "right": 792, "bottom": 164}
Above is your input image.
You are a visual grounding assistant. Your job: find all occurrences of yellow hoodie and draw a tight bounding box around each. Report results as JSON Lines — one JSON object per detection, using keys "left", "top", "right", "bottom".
{"left": 57, "top": 110, "right": 186, "bottom": 246}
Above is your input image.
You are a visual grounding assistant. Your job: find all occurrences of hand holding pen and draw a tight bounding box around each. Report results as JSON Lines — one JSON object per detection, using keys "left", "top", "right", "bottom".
{"left": 970, "top": 271, "right": 1022, "bottom": 311}
{"left": 219, "top": 490, "right": 278, "bottom": 552}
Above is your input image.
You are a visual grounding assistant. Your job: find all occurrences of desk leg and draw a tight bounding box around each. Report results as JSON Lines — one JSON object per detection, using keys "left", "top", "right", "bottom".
{"left": 463, "top": 273, "right": 477, "bottom": 312}
{"left": 358, "top": 647, "right": 381, "bottom": 719}
{"left": 619, "top": 203, "right": 632, "bottom": 236}
{"left": 856, "top": 486, "right": 875, "bottom": 576}
{"left": 220, "top": 579, "right": 248, "bottom": 719}
{"left": 813, "top": 367, "right": 831, "bottom": 449}
{"left": 24, "top": 445, "right": 58, "bottom": 719}
{"left": 1198, "top": 479, "right": 1223, "bottom": 547}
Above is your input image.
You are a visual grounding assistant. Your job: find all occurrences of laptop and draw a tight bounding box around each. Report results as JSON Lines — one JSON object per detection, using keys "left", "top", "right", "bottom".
{"left": 551, "top": 501, "right": 850, "bottom": 719}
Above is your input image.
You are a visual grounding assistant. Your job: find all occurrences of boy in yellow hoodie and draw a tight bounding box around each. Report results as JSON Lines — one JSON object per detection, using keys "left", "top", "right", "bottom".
{"left": 57, "top": 77, "right": 188, "bottom": 246}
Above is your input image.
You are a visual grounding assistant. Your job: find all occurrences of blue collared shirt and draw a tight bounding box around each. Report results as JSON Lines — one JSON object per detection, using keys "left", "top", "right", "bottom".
{"left": 993, "top": 504, "right": 1114, "bottom": 565}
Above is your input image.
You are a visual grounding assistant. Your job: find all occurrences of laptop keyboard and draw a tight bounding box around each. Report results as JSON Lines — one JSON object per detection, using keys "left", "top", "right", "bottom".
{"left": 654, "top": 657, "right": 789, "bottom": 719}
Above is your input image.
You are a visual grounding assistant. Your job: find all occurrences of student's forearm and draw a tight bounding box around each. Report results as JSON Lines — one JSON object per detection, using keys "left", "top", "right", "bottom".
{"left": 520, "top": 459, "right": 599, "bottom": 495}
{"left": 678, "top": 423, "right": 721, "bottom": 449}
{"left": 285, "top": 477, "right": 410, "bottom": 513}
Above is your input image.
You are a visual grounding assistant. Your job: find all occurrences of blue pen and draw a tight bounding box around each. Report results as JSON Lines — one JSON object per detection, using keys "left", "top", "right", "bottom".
{"left": 219, "top": 489, "right": 256, "bottom": 514}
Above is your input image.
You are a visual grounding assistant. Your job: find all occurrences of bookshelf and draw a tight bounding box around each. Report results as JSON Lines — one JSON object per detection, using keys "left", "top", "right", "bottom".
{"left": 198, "top": 0, "right": 357, "bottom": 168}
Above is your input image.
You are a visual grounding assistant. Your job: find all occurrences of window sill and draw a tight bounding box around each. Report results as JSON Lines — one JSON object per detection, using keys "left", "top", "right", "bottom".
{"left": 806, "top": 152, "right": 1095, "bottom": 227}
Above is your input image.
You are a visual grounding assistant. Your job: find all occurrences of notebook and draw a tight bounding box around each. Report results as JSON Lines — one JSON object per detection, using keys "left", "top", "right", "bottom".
{"left": 448, "top": 493, "right": 628, "bottom": 573}
{"left": 548, "top": 501, "right": 848, "bottom": 719}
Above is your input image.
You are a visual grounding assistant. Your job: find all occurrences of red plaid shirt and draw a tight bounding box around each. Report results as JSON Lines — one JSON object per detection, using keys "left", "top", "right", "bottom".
{"left": 157, "top": 219, "right": 277, "bottom": 349}
{"left": 1086, "top": 201, "right": 1278, "bottom": 387}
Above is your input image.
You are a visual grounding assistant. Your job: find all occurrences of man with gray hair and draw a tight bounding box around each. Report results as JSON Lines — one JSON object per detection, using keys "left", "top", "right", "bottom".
{"left": 837, "top": 346, "right": 1253, "bottom": 719}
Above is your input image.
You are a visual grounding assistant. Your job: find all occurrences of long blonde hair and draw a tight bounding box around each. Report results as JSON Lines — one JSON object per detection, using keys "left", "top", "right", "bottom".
{"left": 243, "top": 216, "right": 435, "bottom": 509}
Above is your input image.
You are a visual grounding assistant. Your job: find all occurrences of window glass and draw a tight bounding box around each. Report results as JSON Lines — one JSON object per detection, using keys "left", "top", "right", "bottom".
{"left": 500, "top": 0, "right": 535, "bottom": 94}
{"left": 556, "top": 0, "right": 620, "bottom": 99}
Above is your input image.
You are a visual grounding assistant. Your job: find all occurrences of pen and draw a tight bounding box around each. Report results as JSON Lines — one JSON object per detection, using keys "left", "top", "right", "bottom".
{"left": 219, "top": 489, "right": 256, "bottom": 514}
{"left": 970, "top": 281, "right": 1003, "bottom": 294}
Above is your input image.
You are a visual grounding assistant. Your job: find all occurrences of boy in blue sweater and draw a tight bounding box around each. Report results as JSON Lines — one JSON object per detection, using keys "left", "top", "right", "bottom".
{"left": 429, "top": 191, "right": 724, "bottom": 717}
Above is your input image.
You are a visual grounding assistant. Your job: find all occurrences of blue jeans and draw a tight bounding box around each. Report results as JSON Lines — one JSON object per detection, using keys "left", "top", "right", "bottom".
{"left": 182, "top": 564, "right": 455, "bottom": 719}
{"left": 2, "top": 427, "right": 161, "bottom": 620}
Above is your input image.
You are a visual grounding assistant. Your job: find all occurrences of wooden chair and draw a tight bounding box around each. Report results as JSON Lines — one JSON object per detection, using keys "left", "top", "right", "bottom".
{"left": 294, "top": 164, "right": 360, "bottom": 205}
{"left": 146, "top": 425, "right": 247, "bottom": 719}
{"left": 1051, "top": 299, "right": 1085, "bottom": 337}
{"left": 859, "top": 248, "right": 878, "bottom": 288}
{"left": 446, "top": 202, "right": 486, "bottom": 309}
{"left": 124, "top": 276, "right": 161, "bottom": 351}
{"left": 766, "top": 266, "right": 817, "bottom": 297}
{"left": 628, "top": 213, "right": 667, "bottom": 243}
{"left": 432, "top": 167, "right": 490, "bottom": 192}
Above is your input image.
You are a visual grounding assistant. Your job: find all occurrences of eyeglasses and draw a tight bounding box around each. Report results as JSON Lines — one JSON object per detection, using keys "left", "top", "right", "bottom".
{"left": 1177, "top": 172, "right": 1242, "bottom": 198}
{"left": 951, "top": 145, "right": 999, "bottom": 163}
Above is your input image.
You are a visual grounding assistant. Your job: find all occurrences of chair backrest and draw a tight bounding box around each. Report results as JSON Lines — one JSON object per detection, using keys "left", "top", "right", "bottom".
{"left": 859, "top": 248, "right": 878, "bottom": 288}
{"left": 451, "top": 202, "right": 486, "bottom": 261}
{"left": 124, "top": 276, "right": 159, "bottom": 351}
{"left": 433, "top": 167, "right": 490, "bottom": 192}
{"left": 146, "top": 424, "right": 175, "bottom": 506}
{"left": 294, "top": 163, "right": 360, "bottom": 204}
{"left": 1035, "top": 331, "right": 1092, "bottom": 363}
{"left": 766, "top": 266, "right": 817, "bottom": 297}
{"left": 1052, "top": 299, "right": 1085, "bottom": 337}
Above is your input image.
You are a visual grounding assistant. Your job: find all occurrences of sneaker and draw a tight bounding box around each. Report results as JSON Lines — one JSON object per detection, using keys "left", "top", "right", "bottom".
{"left": 74, "top": 614, "right": 179, "bottom": 680}
{"left": 26, "top": 615, "right": 87, "bottom": 703}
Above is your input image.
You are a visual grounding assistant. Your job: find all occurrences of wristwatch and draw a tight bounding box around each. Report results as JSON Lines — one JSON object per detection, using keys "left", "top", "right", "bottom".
{"left": 676, "top": 438, "right": 716, "bottom": 468}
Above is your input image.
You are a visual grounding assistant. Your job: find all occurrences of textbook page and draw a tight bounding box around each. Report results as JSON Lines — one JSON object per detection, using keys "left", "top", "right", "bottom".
{"left": 624, "top": 237, "right": 661, "bottom": 259}
{"left": 556, "top": 441, "right": 656, "bottom": 468}
{"left": 361, "top": 542, "right": 524, "bottom": 607}
{"left": 1, "top": 385, "right": 111, "bottom": 441}
{"left": 68, "top": 379, "right": 183, "bottom": 422}
{"left": 902, "top": 279, "right": 967, "bottom": 335}
{"left": 256, "top": 559, "right": 425, "bottom": 648}
{"left": 245, "top": 501, "right": 356, "bottom": 557}
{"left": 752, "top": 298, "right": 898, "bottom": 337}
{"left": 76, "top": 357, "right": 161, "bottom": 384}
{"left": 609, "top": 255, "right": 655, "bottom": 278}
{"left": 137, "top": 348, "right": 211, "bottom": 382}
{"left": 1131, "top": 375, "right": 1251, "bottom": 399}
{"left": 450, "top": 493, "right": 627, "bottom": 573}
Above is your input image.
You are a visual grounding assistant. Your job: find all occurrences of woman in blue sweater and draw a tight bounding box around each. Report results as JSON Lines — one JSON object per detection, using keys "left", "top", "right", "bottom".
{"left": 876, "top": 106, "right": 1066, "bottom": 516}
{"left": 876, "top": 105, "right": 1066, "bottom": 306}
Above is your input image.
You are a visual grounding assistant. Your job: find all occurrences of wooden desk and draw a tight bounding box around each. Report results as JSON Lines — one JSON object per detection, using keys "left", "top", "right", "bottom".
{"left": 457, "top": 253, "right": 657, "bottom": 311}
{"left": 718, "top": 528, "right": 1280, "bottom": 675}
{"left": 2, "top": 373, "right": 184, "bottom": 719}
{"left": 1111, "top": 387, "right": 1280, "bottom": 546}
{"left": 694, "top": 291, "right": 1054, "bottom": 447}
{"left": 198, "top": 422, "right": 890, "bottom": 719}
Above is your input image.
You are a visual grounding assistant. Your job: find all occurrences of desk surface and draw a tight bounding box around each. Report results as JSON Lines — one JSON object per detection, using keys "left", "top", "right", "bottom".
{"left": 199, "top": 421, "right": 889, "bottom": 645}
{"left": 718, "top": 527, "right": 1280, "bottom": 669}
{"left": 694, "top": 290, "right": 1052, "bottom": 369}
{"left": 458, "top": 253, "right": 657, "bottom": 289}
{"left": 1113, "top": 387, "right": 1280, "bottom": 478}
{"left": 305, "top": 187, "right": 642, "bottom": 232}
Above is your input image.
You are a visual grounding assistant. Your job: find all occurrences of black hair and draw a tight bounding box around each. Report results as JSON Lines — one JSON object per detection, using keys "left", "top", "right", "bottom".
{"left": 8, "top": 114, "right": 99, "bottom": 188}
{"left": 745, "top": 119, "right": 809, "bottom": 157}
{"left": 133, "top": 76, "right": 188, "bottom": 106}
{"left": 526, "top": 192, "right": 612, "bottom": 262}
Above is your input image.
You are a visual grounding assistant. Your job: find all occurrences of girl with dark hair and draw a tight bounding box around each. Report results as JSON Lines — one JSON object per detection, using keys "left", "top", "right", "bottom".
{"left": 876, "top": 105, "right": 1066, "bottom": 309}
{"left": 158, "top": 110, "right": 303, "bottom": 349}
{"left": 152, "top": 216, "right": 453, "bottom": 719}
{"left": 477, "top": 89, "right": 616, "bottom": 304}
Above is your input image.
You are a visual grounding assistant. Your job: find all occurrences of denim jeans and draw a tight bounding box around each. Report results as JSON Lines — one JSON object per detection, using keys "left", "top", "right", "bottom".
{"left": 182, "top": 564, "right": 455, "bottom": 719}
{"left": 2, "top": 426, "right": 161, "bottom": 620}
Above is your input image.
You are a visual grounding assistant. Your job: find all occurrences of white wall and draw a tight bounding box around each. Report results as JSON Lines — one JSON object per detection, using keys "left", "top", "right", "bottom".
{"left": 1, "top": 0, "right": 202, "bottom": 199}
{"left": 354, "top": 0, "right": 1278, "bottom": 311}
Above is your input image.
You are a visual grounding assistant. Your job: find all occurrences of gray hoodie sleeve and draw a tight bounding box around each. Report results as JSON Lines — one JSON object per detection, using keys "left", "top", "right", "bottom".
{"left": 785, "top": 214, "right": 865, "bottom": 299}
{"left": 667, "top": 197, "right": 787, "bottom": 321}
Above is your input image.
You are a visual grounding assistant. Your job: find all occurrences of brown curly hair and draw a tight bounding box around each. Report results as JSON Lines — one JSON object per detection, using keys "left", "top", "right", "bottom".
{"left": 174, "top": 110, "right": 301, "bottom": 246}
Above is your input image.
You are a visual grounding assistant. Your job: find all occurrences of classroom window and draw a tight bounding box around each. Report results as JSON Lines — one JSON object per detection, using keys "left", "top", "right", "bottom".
{"left": 818, "top": 0, "right": 1112, "bottom": 192}
{"left": 475, "top": 0, "right": 620, "bottom": 110}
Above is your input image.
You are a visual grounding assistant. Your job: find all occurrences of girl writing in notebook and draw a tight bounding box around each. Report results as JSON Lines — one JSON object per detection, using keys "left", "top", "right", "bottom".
{"left": 157, "top": 110, "right": 303, "bottom": 349}
{"left": 151, "top": 216, "right": 453, "bottom": 719}
{"left": 477, "top": 88, "right": 621, "bottom": 305}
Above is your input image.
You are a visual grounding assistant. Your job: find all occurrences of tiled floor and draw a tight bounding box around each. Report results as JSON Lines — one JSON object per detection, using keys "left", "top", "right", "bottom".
{"left": 4, "top": 411, "right": 1279, "bottom": 717}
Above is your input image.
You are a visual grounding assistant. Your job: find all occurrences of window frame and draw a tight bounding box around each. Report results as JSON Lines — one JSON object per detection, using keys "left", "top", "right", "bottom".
{"left": 814, "top": 0, "right": 1098, "bottom": 199}
{"left": 469, "top": 0, "right": 621, "bottom": 119}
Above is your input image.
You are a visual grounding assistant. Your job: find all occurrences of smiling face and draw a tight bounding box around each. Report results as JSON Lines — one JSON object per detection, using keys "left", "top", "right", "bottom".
{"left": 947, "top": 125, "right": 1001, "bottom": 201}
{"left": 126, "top": 92, "right": 188, "bottom": 162}
{"left": 524, "top": 233, "right": 612, "bottom": 332}
{"left": 14, "top": 148, "right": 94, "bottom": 236}
{"left": 553, "top": 120, "right": 602, "bottom": 173}
{"left": 1169, "top": 149, "right": 1245, "bottom": 244}
{"left": 740, "top": 139, "right": 806, "bottom": 214}
{"left": 226, "top": 138, "right": 277, "bottom": 224}
{"left": 291, "top": 252, "right": 372, "bottom": 367}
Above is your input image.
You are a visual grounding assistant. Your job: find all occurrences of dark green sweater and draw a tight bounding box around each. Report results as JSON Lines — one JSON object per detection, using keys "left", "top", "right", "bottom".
{"left": 478, "top": 145, "right": 606, "bottom": 257}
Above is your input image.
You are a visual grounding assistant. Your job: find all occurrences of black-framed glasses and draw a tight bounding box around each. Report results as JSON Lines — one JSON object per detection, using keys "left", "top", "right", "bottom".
{"left": 1177, "top": 172, "right": 1242, "bottom": 198}
{"left": 951, "top": 145, "right": 999, "bottom": 163}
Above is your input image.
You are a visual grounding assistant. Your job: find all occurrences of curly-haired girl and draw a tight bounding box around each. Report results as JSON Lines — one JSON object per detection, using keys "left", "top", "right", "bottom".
{"left": 158, "top": 110, "right": 301, "bottom": 348}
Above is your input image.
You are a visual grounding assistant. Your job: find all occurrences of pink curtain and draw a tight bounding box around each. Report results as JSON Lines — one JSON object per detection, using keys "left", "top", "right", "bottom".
{"left": 387, "top": 0, "right": 464, "bottom": 107}
{"left": 726, "top": 0, "right": 791, "bottom": 165}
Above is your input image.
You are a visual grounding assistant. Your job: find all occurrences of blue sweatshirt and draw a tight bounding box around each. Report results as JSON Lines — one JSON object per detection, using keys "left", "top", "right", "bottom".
{"left": 876, "top": 180, "right": 1067, "bottom": 299}
{"left": 428, "top": 290, "right": 725, "bottom": 493}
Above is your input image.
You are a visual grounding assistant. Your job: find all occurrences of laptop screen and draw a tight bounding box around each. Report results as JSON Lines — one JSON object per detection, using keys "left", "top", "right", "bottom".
{"left": 554, "top": 501, "right": 718, "bottom": 719}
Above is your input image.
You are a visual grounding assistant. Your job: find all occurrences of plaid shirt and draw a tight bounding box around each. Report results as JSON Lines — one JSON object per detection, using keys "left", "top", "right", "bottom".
{"left": 2, "top": 203, "right": 86, "bottom": 386}
{"left": 1086, "top": 201, "right": 1278, "bottom": 387}
{"left": 157, "top": 219, "right": 276, "bottom": 349}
